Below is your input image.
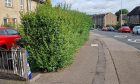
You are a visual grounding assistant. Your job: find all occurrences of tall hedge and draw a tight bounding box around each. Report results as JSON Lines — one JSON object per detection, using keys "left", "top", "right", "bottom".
{"left": 21, "top": 4, "right": 92, "bottom": 72}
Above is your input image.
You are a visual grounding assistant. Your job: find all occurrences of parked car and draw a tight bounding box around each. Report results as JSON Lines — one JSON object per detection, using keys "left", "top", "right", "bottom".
{"left": 118, "top": 26, "right": 131, "bottom": 33}
{"left": 107, "top": 27, "right": 115, "bottom": 31}
{"left": 102, "top": 27, "right": 108, "bottom": 31}
{"left": 0, "top": 28, "right": 21, "bottom": 50}
{"left": 132, "top": 26, "right": 140, "bottom": 34}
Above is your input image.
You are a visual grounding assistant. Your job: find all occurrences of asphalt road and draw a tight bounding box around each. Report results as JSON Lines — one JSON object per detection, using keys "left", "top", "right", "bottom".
{"left": 92, "top": 29, "right": 140, "bottom": 50}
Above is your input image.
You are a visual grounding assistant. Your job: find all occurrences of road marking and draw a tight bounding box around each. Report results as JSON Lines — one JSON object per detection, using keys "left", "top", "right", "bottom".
{"left": 91, "top": 44, "right": 98, "bottom": 47}
{"left": 114, "top": 35, "right": 128, "bottom": 38}
{"left": 128, "top": 39, "right": 140, "bottom": 43}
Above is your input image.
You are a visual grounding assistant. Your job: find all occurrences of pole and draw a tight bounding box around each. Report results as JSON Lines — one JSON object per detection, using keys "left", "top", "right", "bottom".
{"left": 94, "top": 15, "right": 96, "bottom": 29}
{"left": 120, "top": 0, "right": 122, "bottom": 27}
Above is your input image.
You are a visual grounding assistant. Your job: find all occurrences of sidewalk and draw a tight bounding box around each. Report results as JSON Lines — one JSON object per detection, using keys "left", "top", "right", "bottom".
{"left": 96, "top": 34, "right": 140, "bottom": 84}
{"left": 1, "top": 32, "right": 140, "bottom": 84}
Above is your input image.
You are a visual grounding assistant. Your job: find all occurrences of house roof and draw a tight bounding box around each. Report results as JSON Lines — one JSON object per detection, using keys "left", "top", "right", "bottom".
{"left": 93, "top": 12, "right": 115, "bottom": 16}
{"left": 93, "top": 13, "right": 105, "bottom": 16}
{"left": 128, "top": 6, "right": 140, "bottom": 16}
{"left": 93, "top": 13, "right": 109, "bottom": 17}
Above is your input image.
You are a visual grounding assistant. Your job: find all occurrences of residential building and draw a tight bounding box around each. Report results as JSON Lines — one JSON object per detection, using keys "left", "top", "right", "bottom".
{"left": 93, "top": 12, "right": 117, "bottom": 28}
{"left": 0, "top": 0, "right": 38, "bottom": 26}
{"left": 128, "top": 6, "right": 140, "bottom": 24}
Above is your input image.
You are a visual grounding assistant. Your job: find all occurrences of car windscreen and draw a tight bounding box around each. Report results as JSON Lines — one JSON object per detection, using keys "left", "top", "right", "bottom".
{"left": 6, "top": 29, "right": 18, "bottom": 35}
{"left": 136, "top": 27, "right": 140, "bottom": 29}
{"left": 110, "top": 27, "right": 114, "bottom": 29}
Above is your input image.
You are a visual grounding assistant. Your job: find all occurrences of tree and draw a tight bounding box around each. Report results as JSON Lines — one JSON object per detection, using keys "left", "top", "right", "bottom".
{"left": 115, "top": 9, "right": 129, "bottom": 21}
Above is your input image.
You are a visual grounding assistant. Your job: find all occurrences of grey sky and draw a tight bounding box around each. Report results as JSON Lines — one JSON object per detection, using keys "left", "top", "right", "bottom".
{"left": 52, "top": 0, "right": 140, "bottom": 14}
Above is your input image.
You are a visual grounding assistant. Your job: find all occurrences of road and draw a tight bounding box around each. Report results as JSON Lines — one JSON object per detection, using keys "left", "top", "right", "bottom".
{"left": 92, "top": 29, "right": 140, "bottom": 50}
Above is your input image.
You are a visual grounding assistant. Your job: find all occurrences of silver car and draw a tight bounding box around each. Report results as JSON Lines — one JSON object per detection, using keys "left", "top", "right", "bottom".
{"left": 132, "top": 26, "right": 140, "bottom": 34}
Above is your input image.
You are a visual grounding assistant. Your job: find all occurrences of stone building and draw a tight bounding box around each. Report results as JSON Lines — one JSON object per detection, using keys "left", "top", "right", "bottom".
{"left": 0, "top": 0, "right": 38, "bottom": 26}
{"left": 128, "top": 6, "right": 140, "bottom": 24}
{"left": 93, "top": 12, "right": 117, "bottom": 28}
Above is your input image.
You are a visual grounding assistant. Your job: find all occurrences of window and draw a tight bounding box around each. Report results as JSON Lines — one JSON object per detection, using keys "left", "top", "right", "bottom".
{"left": 6, "top": 29, "right": 18, "bottom": 35}
{"left": 3, "top": 18, "right": 8, "bottom": 25}
{"left": 20, "top": 0, "right": 24, "bottom": 10}
{"left": 12, "top": 18, "right": 17, "bottom": 24}
{"left": 5, "top": 0, "right": 13, "bottom": 7}
{"left": 136, "top": 15, "right": 139, "bottom": 19}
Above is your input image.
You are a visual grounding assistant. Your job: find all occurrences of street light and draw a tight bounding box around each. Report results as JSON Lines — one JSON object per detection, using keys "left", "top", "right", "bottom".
{"left": 94, "top": 15, "right": 96, "bottom": 29}
{"left": 120, "top": 0, "right": 122, "bottom": 27}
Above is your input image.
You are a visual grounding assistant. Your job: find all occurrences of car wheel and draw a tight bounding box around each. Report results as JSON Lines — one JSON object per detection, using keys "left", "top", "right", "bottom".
{"left": 137, "top": 31, "right": 139, "bottom": 34}
{"left": 132, "top": 32, "right": 134, "bottom": 34}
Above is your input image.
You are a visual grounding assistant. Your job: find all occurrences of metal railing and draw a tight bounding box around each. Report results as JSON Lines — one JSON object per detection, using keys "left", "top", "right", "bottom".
{"left": 0, "top": 47, "right": 28, "bottom": 80}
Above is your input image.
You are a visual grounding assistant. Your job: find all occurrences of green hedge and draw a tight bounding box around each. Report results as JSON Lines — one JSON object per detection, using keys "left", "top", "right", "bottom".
{"left": 21, "top": 4, "right": 92, "bottom": 72}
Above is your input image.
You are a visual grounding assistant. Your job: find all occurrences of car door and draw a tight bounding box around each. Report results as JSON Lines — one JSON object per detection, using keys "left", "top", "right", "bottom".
{"left": 133, "top": 27, "right": 137, "bottom": 34}
{"left": 137, "top": 27, "right": 140, "bottom": 34}
{"left": 0, "top": 29, "right": 8, "bottom": 47}
{"left": 6, "top": 29, "right": 21, "bottom": 48}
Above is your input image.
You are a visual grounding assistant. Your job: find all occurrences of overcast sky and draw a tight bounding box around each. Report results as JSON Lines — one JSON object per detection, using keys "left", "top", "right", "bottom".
{"left": 52, "top": 0, "right": 140, "bottom": 15}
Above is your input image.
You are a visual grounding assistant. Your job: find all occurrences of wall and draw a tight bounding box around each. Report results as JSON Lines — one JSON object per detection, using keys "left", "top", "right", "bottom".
{"left": 105, "top": 13, "right": 117, "bottom": 26}
{"left": 0, "top": 0, "right": 37, "bottom": 26}
{"left": 93, "top": 15, "right": 105, "bottom": 28}
{"left": 93, "top": 13, "right": 117, "bottom": 28}
{"left": 129, "top": 15, "right": 140, "bottom": 24}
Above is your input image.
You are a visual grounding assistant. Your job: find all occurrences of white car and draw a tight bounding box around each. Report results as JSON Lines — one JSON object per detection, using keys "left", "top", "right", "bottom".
{"left": 138, "top": 28, "right": 140, "bottom": 34}
{"left": 132, "top": 26, "right": 140, "bottom": 34}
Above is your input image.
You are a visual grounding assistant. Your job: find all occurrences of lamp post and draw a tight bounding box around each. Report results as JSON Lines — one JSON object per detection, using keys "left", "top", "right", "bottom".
{"left": 120, "top": 0, "right": 122, "bottom": 27}
{"left": 94, "top": 15, "right": 96, "bottom": 29}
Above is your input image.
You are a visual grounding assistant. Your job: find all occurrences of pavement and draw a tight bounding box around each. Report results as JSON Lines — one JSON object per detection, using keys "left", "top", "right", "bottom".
{"left": 1, "top": 31, "right": 140, "bottom": 84}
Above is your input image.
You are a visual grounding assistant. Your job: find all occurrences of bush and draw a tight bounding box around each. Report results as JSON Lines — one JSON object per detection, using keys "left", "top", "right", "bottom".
{"left": 112, "top": 24, "right": 121, "bottom": 30}
{"left": 21, "top": 4, "right": 92, "bottom": 72}
{"left": 129, "top": 24, "right": 140, "bottom": 29}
